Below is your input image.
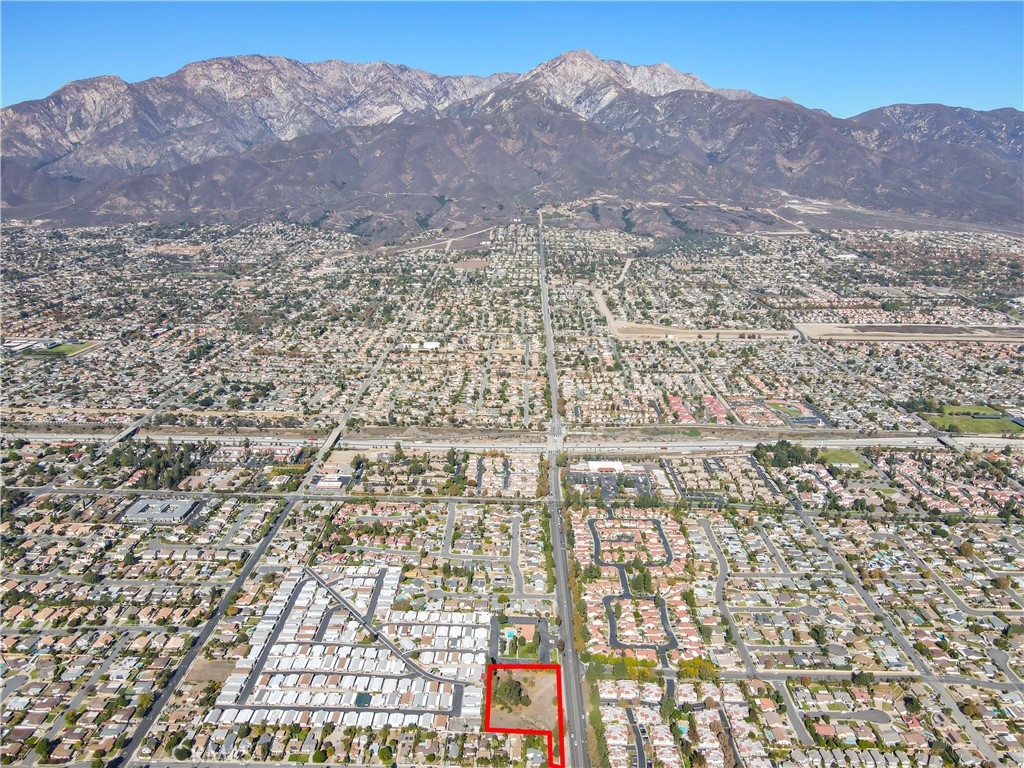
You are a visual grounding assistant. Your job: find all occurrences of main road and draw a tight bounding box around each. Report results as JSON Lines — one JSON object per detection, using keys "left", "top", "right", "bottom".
{"left": 538, "top": 211, "right": 591, "bottom": 768}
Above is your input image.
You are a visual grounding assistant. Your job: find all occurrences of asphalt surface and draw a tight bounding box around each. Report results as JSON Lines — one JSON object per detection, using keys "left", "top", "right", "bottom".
{"left": 539, "top": 211, "right": 591, "bottom": 768}
{"left": 510, "top": 514, "right": 526, "bottom": 594}
{"left": 13, "top": 432, "right": 990, "bottom": 457}
{"left": 696, "top": 518, "right": 756, "bottom": 674}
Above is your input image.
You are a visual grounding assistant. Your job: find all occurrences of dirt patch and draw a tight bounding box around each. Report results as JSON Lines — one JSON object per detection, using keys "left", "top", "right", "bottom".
{"left": 796, "top": 323, "right": 1024, "bottom": 343}
{"left": 327, "top": 450, "right": 362, "bottom": 464}
{"left": 487, "top": 666, "right": 562, "bottom": 761}
{"left": 448, "top": 258, "right": 487, "bottom": 270}
{"left": 183, "top": 659, "right": 236, "bottom": 685}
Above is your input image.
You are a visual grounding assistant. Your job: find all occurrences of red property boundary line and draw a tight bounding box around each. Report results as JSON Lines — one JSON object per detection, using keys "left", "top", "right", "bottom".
{"left": 483, "top": 663, "right": 567, "bottom": 768}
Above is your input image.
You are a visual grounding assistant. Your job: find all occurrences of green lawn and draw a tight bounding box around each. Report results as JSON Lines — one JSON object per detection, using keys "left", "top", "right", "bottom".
{"left": 940, "top": 404, "right": 1001, "bottom": 416}
{"left": 925, "top": 414, "right": 1022, "bottom": 434}
{"left": 30, "top": 341, "right": 97, "bottom": 357}
{"left": 818, "top": 449, "right": 870, "bottom": 468}
{"left": 767, "top": 403, "right": 803, "bottom": 417}
{"left": 514, "top": 642, "right": 541, "bottom": 660}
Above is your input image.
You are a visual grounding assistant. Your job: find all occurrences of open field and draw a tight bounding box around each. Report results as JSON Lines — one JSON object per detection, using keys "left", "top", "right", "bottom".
{"left": 818, "top": 448, "right": 871, "bottom": 468}
{"left": 27, "top": 340, "right": 101, "bottom": 357}
{"left": 487, "top": 666, "right": 562, "bottom": 762}
{"left": 924, "top": 414, "right": 1023, "bottom": 434}
{"left": 182, "top": 659, "right": 237, "bottom": 685}
{"left": 940, "top": 405, "right": 1002, "bottom": 416}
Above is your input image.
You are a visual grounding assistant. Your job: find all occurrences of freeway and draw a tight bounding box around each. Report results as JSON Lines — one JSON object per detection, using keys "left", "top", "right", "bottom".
{"left": 539, "top": 212, "right": 564, "bottom": 455}
{"left": 12, "top": 431, "right": 993, "bottom": 456}
{"left": 96, "top": 337, "right": 254, "bottom": 459}
{"left": 336, "top": 435, "right": 944, "bottom": 453}
{"left": 538, "top": 211, "right": 591, "bottom": 768}
{"left": 12, "top": 216, "right": 1019, "bottom": 768}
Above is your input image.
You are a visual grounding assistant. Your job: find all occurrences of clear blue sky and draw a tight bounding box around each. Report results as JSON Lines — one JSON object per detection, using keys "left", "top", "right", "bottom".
{"left": 2, "top": 1, "right": 1022, "bottom": 116}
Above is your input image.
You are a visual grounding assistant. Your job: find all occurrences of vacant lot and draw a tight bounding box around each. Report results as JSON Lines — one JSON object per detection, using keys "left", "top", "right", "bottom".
{"left": 489, "top": 667, "right": 561, "bottom": 761}
{"left": 183, "top": 659, "right": 237, "bottom": 685}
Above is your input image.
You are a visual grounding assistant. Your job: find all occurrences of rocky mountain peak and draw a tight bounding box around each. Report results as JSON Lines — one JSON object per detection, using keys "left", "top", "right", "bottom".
{"left": 526, "top": 50, "right": 708, "bottom": 91}
{"left": 513, "top": 50, "right": 753, "bottom": 119}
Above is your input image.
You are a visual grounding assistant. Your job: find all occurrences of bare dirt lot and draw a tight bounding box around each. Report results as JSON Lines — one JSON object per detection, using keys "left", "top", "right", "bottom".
{"left": 448, "top": 258, "right": 487, "bottom": 270}
{"left": 489, "top": 668, "right": 561, "bottom": 744}
{"left": 797, "top": 323, "right": 1024, "bottom": 342}
{"left": 183, "top": 659, "right": 237, "bottom": 685}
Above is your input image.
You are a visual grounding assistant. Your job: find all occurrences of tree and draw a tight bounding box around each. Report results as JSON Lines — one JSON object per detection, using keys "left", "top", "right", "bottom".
{"left": 493, "top": 677, "right": 531, "bottom": 709}
{"left": 35, "top": 738, "right": 54, "bottom": 760}
{"left": 959, "top": 541, "right": 975, "bottom": 558}
{"left": 660, "top": 694, "right": 676, "bottom": 721}
{"left": 379, "top": 746, "right": 394, "bottom": 763}
{"left": 810, "top": 625, "right": 828, "bottom": 646}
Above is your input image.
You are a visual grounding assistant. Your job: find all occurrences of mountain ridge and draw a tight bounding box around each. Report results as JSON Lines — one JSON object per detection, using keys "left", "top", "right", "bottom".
{"left": 2, "top": 50, "right": 1021, "bottom": 234}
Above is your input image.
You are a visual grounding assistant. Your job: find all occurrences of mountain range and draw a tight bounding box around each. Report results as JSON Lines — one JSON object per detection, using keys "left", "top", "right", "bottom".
{"left": 2, "top": 50, "right": 1021, "bottom": 236}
